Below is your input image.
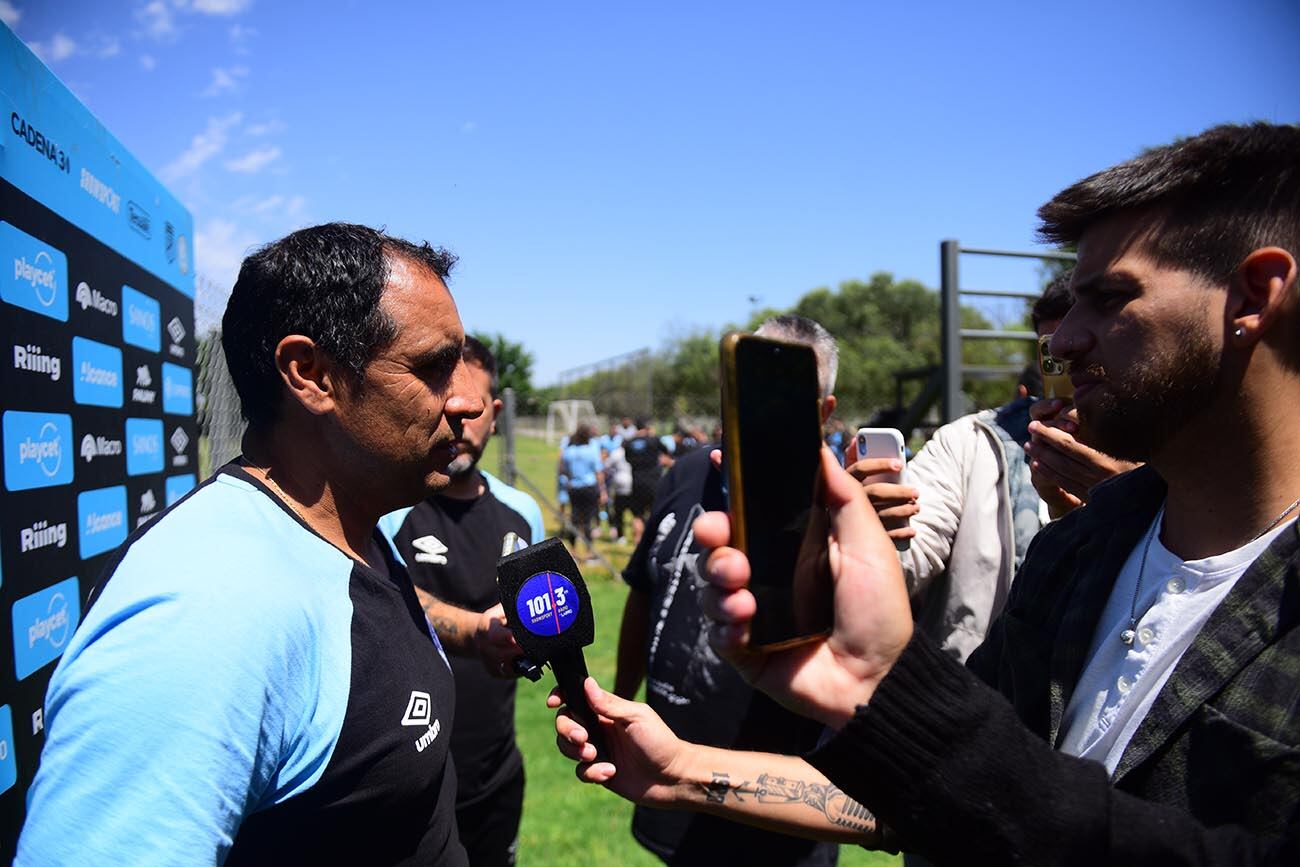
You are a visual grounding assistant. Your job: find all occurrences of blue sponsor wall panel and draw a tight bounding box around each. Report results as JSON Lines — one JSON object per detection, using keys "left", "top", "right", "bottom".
{"left": 0, "top": 26, "right": 196, "bottom": 857}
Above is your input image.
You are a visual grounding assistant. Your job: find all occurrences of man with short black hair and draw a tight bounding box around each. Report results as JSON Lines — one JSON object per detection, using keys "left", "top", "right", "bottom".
{"left": 556, "top": 122, "right": 1300, "bottom": 865}
{"left": 378, "top": 335, "right": 543, "bottom": 867}
{"left": 19, "top": 223, "right": 480, "bottom": 865}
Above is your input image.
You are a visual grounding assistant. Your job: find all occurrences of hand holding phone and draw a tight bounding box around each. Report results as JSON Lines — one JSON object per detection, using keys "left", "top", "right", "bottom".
{"left": 845, "top": 428, "right": 917, "bottom": 550}
{"left": 695, "top": 448, "right": 915, "bottom": 729}
{"left": 720, "top": 333, "right": 830, "bottom": 650}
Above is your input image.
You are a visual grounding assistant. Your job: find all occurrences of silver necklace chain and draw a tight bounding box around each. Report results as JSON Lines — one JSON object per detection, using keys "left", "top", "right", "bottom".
{"left": 1120, "top": 496, "right": 1300, "bottom": 646}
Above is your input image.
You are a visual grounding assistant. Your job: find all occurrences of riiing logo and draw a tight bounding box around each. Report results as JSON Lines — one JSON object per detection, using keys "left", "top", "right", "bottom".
{"left": 13, "top": 344, "right": 61, "bottom": 381}
{"left": 20, "top": 519, "right": 67, "bottom": 553}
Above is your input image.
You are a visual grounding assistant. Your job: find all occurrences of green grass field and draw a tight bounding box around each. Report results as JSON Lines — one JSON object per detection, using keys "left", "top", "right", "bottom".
{"left": 483, "top": 434, "right": 899, "bottom": 866}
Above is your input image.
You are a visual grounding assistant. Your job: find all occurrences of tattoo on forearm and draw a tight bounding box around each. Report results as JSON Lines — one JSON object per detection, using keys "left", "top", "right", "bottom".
{"left": 703, "top": 772, "right": 746, "bottom": 803}
{"left": 427, "top": 612, "right": 459, "bottom": 638}
{"left": 700, "top": 771, "right": 875, "bottom": 833}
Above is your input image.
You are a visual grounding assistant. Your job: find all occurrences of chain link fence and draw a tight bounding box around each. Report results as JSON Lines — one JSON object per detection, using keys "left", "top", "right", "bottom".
{"left": 194, "top": 274, "right": 245, "bottom": 479}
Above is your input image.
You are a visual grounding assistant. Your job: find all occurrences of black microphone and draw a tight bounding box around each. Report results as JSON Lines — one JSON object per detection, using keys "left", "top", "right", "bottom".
{"left": 497, "top": 537, "right": 609, "bottom": 761}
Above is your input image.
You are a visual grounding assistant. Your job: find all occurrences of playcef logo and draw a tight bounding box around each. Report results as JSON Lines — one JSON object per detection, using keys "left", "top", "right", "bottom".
{"left": 3, "top": 411, "right": 74, "bottom": 491}
{"left": 0, "top": 221, "right": 67, "bottom": 322}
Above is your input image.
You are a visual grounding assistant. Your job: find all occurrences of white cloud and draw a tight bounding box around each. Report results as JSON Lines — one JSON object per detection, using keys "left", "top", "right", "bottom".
{"left": 194, "top": 217, "right": 260, "bottom": 292}
{"left": 91, "top": 34, "right": 121, "bottom": 59}
{"left": 224, "top": 145, "right": 281, "bottom": 174}
{"left": 160, "top": 112, "right": 242, "bottom": 182}
{"left": 136, "top": 0, "right": 178, "bottom": 41}
{"left": 139, "top": 53, "right": 157, "bottom": 71}
{"left": 244, "top": 118, "right": 286, "bottom": 137}
{"left": 193, "top": 0, "right": 251, "bottom": 14}
{"left": 0, "top": 1, "right": 21, "bottom": 28}
{"left": 202, "top": 64, "right": 249, "bottom": 97}
{"left": 29, "top": 33, "right": 78, "bottom": 64}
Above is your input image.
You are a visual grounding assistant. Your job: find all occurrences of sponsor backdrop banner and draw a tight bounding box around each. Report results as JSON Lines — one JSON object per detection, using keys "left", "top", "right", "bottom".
{"left": 1, "top": 26, "right": 196, "bottom": 856}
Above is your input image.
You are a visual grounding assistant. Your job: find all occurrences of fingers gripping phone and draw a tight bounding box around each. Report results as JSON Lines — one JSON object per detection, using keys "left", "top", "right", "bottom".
{"left": 854, "top": 428, "right": 907, "bottom": 484}
{"left": 720, "top": 333, "right": 832, "bottom": 650}
{"left": 1037, "top": 334, "right": 1074, "bottom": 401}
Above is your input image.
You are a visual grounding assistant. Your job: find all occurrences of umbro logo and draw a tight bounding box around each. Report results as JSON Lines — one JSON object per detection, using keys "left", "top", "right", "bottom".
{"left": 402, "top": 690, "right": 442, "bottom": 753}
{"left": 402, "top": 690, "right": 432, "bottom": 726}
{"left": 411, "top": 534, "right": 448, "bottom": 565}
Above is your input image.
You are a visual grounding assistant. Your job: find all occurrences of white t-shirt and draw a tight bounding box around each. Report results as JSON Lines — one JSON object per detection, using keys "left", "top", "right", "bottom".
{"left": 1059, "top": 506, "right": 1295, "bottom": 775}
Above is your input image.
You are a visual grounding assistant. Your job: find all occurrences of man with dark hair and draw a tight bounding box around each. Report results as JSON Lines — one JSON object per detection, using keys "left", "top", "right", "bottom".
{"left": 19, "top": 222, "right": 481, "bottom": 865}
{"left": 378, "top": 335, "right": 544, "bottom": 867}
{"left": 555, "top": 122, "right": 1300, "bottom": 865}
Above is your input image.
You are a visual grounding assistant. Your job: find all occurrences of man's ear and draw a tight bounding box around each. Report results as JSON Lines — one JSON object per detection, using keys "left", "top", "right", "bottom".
{"left": 820, "top": 394, "right": 837, "bottom": 426}
{"left": 489, "top": 397, "right": 504, "bottom": 435}
{"left": 274, "top": 334, "right": 339, "bottom": 417}
{"left": 1228, "top": 247, "right": 1297, "bottom": 346}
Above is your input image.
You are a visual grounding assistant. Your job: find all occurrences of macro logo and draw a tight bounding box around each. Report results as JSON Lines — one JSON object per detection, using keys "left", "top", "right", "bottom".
{"left": 121, "top": 285, "right": 161, "bottom": 352}
{"left": 11, "top": 576, "right": 80, "bottom": 680}
{"left": 72, "top": 337, "right": 123, "bottom": 408}
{"left": 165, "top": 473, "right": 195, "bottom": 506}
{"left": 78, "top": 485, "right": 127, "bottom": 559}
{"left": 162, "top": 363, "right": 193, "bottom": 416}
{"left": 0, "top": 221, "right": 68, "bottom": 322}
{"left": 80, "top": 432, "right": 124, "bottom": 463}
{"left": 125, "top": 417, "right": 164, "bottom": 476}
{"left": 75, "top": 281, "right": 119, "bottom": 317}
{"left": 3, "top": 411, "right": 74, "bottom": 491}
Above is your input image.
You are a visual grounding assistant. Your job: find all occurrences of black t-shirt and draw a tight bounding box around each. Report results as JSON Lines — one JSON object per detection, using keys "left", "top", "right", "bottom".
{"left": 390, "top": 481, "right": 533, "bottom": 807}
{"left": 623, "top": 435, "right": 666, "bottom": 484}
{"left": 622, "top": 449, "right": 837, "bottom": 866}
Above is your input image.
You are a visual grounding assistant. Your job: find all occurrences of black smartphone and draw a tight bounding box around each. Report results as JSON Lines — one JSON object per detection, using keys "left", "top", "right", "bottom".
{"left": 719, "top": 333, "right": 831, "bottom": 650}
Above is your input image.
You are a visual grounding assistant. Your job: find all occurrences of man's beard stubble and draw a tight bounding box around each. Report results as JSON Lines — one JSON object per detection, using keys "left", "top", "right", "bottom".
{"left": 446, "top": 449, "right": 480, "bottom": 480}
{"left": 1075, "top": 324, "right": 1221, "bottom": 465}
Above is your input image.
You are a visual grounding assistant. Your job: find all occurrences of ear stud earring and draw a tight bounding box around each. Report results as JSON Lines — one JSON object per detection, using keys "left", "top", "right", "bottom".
{"left": 1233, "top": 327, "right": 1244, "bottom": 338}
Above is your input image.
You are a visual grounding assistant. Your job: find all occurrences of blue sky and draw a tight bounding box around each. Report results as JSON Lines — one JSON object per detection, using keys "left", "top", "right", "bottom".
{"left": 8, "top": 1, "right": 1300, "bottom": 384}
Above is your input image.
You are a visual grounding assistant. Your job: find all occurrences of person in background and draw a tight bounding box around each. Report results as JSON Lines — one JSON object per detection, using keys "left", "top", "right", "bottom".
{"left": 612, "top": 313, "right": 843, "bottom": 867}
{"left": 623, "top": 419, "right": 669, "bottom": 544}
{"left": 560, "top": 423, "right": 605, "bottom": 562}
{"left": 605, "top": 437, "right": 635, "bottom": 543}
{"left": 377, "top": 335, "right": 544, "bottom": 867}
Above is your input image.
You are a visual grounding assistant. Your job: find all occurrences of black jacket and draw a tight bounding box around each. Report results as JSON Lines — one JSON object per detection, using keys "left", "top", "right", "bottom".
{"left": 810, "top": 467, "right": 1300, "bottom": 865}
